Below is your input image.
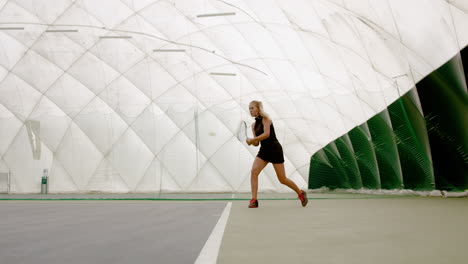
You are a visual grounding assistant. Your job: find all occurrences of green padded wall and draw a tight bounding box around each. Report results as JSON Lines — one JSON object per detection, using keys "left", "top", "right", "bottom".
{"left": 367, "top": 110, "right": 404, "bottom": 189}
{"left": 415, "top": 51, "right": 468, "bottom": 191}
{"left": 309, "top": 47, "right": 468, "bottom": 191}
{"left": 387, "top": 90, "right": 434, "bottom": 190}
{"left": 335, "top": 135, "right": 362, "bottom": 189}
{"left": 348, "top": 124, "right": 381, "bottom": 189}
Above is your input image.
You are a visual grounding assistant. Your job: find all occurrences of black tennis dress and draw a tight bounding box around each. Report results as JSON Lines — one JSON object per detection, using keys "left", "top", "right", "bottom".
{"left": 254, "top": 116, "right": 285, "bottom": 164}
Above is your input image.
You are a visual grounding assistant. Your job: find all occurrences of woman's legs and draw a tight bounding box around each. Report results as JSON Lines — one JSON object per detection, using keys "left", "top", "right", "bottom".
{"left": 272, "top": 163, "right": 301, "bottom": 195}
{"left": 251, "top": 157, "right": 268, "bottom": 200}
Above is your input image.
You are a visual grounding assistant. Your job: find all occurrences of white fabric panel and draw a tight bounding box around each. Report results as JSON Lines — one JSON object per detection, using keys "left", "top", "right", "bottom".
{"left": 404, "top": 47, "right": 435, "bottom": 81}
{"left": 45, "top": 74, "right": 96, "bottom": 117}
{"left": 237, "top": 24, "right": 284, "bottom": 59}
{"left": 276, "top": 0, "right": 329, "bottom": 36}
{"left": 0, "top": 26, "right": 43, "bottom": 50}
{"left": 389, "top": 0, "right": 459, "bottom": 69}
{"left": 90, "top": 39, "right": 145, "bottom": 73}
{"left": 354, "top": 88, "right": 387, "bottom": 117}
{"left": 354, "top": 21, "right": 408, "bottom": 82}
{"left": 14, "top": 0, "right": 72, "bottom": 24}
{"left": 157, "top": 131, "right": 206, "bottom": 190}
{"left": 131, "top": 104, "right": 180, "bottom": 155}
{"left": 298, "top": 41, "right": 342, "bottom": 92}
{"left": 178, "top": 22, "right": 223, "bottom": 54}
{"left": 210, "top": 137, "right": 252, "bottom": 190}
{"left": 107, "top": 129, "right": 153, "bottom": 190}
{"left": 99, "top": 76, "right": 150, "bottom": 124}
{"left": 73, "top": 97, "right": 128, "bottom": 154}
{"left": 208, "top": 68, "right": 258, "bottom": 101}
{"left": 12, "top": 51, "right": 63, "bottom": 93}
{"left": 347, "top": 0, "right": 400, "bottom": 38}
{"left": 190, "top": 161, "right": 233, "bottom": 192}
{"left": 120, "top": 0, "right": 155, "bottom": 11}
{"left": 117, "top": 16, "right": 169, "bottom": 53}
{"left": 55, "top": 122, "right": 102, "bottom": 190}
{"left": 140, "top": 1, "right": 198, "bottom": 40}
{"left": 244, "top": 0, "right": 290, "bottom": 24}
{"left": 321, "top": 9, "right": 369, "bottom": 60}
{"left": 54, "top": 7, "right": 104, "bottom": 50}
{"left": 0, "top": 1, "right": 39, "bottom": 23}
{"left": 0, "top": 33, "right": 27, "bottom": 69}
{"left": 125, "top": 58, "right": 178, "bottom": 100}
{"left": 156, "top": 91, "right": 201, "bottom": 128}
{"left": 235, "top": 61, "right": 276, "bottom": 92}
{"left": 0, "top": 66, "right": 6, "bottom": 80}
{"left": 0, "top": 0, "right": 7, "bottom": 10}
{"left": 68, "top": 52, "right": 120, "bottom": 95}
{"left": 86, "top": 158, "right": 129, "bottom": 192}
{"left": 32, "top": 33, "right": 85, "bottom": 70}
{"left": 203, "top": 25, "right": 258, "bottom": 61}
{"left": 268, "top": 25, "right": 318, "bottom": 67}
{"left": 0, "top": 74, "right": 42, "bottom": 120}
{"left": 283, "top": 140, "right": 312, "bottom": 172}
{"left": 267, "top": 59, "right": 306, "bottom": 94}
{"left": 0, "top": 104, "right": 22, "bottom": 156}
{"left": 182, "top": 110, "right": 233, "bottom": 159}
{"left": 155, "top": 53, "right": 204, "bottom": 81}
{"left": 159, "top": 163, "right": 183, "bottom": 192}
{"left": 135, "top": 158, "right": 162, "bottom": 192}
{"left": 295, "top": 69, "right": 328, "bottom": 98}
{"left": 450, "top": 4, "right": 468, "bottom": 50}
{"left": 0, "top": 0, "right": 467, "bottom": 193}
{"left": 80, "top": 0, "right": 133, "bottom": 28}
{"left": 181, "top": 73, "right": 233, "bottom": 105}
{"left": 48, "top": 158, "right": 78, "bottom": 193}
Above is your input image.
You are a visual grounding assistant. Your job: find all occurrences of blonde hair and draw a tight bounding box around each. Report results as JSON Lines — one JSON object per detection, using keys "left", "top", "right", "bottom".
{"left": 250, "top": 100, "right": 269, "bottom": 119}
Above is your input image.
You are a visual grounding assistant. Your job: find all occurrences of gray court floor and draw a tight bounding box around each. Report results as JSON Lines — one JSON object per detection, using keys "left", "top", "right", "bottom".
{"left": 1, "top": 194, "right": 467, "bottom": 264}
{"left": 218, "top": 197, "right": 468, "bottom": 264}
{"left": 0, "top": 201, "right": 226, "bottom": 264}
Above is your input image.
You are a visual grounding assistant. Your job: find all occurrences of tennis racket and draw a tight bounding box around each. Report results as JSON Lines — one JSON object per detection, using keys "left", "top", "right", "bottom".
{"left": 236, "top": 120, "right": 248, "bottom": 142}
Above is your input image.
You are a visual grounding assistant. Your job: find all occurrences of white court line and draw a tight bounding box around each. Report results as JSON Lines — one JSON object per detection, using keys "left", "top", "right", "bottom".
{"left": 195, "top": 202, "right": 232, "bottom": 264}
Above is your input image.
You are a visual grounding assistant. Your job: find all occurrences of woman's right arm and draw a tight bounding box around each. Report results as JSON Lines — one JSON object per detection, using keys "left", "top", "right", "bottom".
{"left": 249, "top": 123, "right": 259, "bottom": 146}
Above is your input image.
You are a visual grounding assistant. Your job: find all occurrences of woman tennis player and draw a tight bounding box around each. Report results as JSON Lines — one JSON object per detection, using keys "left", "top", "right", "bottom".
{"left": 246, "top": 100, "right": 308, "bottom": 208}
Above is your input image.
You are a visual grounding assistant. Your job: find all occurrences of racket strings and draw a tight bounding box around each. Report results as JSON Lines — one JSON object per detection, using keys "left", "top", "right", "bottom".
{"left": 236, "top": 121, "right": 247, "bottom": 140}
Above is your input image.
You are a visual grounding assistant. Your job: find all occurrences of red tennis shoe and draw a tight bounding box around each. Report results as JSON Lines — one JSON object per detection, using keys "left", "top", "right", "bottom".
{"left": 298, "top": 190, "right": 308, "bottom": 207}
{"left": 248, "top": 199, "right": 258, "bottom": 208}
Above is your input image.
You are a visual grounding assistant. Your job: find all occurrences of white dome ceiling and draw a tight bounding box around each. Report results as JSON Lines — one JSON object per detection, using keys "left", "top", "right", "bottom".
{"left": 0, "top": 0, "right": 467, "bottom": 193}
